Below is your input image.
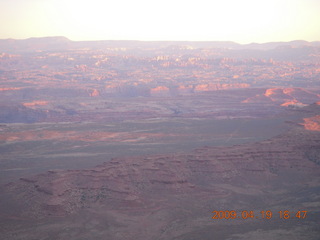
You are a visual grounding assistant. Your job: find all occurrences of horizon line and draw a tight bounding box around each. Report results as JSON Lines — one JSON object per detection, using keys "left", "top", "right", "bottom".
{"left": 1, "top": 36, "right": 320, "bottom": 45}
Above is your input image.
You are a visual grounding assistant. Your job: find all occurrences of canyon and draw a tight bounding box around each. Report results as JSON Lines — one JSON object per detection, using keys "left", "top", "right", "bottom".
{"left": 0, "top": 38, "right": 319, "bottom": 240}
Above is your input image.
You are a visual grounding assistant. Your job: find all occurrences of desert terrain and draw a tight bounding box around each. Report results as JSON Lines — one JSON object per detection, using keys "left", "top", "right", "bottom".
{"left": 0, "top": 38, "right": 319, "bottom": 239}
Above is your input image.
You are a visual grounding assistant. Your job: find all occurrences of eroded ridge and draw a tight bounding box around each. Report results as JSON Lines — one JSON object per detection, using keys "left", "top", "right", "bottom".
{"left": 6, "top": 128, "right": 320, "bottom": 218}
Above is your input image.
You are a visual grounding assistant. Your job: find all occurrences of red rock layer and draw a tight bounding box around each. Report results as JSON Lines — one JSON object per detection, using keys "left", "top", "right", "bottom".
{"left": 303, "top": 115, "right": 320, "bottom": 131}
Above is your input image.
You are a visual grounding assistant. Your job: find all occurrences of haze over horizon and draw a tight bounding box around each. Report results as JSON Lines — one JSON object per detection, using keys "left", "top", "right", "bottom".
{"left": 1, "top": 1, "right": 320, "bottom": 240}
{"left": 1, "top": 0, "right": 319, "bottom": 44}
{"left": 2, "top": 36, "right": 320, "bottom": 45}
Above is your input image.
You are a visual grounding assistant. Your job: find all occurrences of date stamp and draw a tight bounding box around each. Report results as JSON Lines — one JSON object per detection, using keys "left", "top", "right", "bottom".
{"left": 211, "top": 210, "right": 308, "bottom": 220}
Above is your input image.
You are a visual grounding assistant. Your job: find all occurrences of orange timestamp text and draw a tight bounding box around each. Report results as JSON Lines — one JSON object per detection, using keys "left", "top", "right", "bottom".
{"left": 211, "top": 210, "right": 307, "bottom": 220}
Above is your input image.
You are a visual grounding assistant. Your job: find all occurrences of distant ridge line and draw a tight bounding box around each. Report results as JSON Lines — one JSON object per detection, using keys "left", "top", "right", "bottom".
{"left": 0, "top": 36, "right": 320, "bottom": 53}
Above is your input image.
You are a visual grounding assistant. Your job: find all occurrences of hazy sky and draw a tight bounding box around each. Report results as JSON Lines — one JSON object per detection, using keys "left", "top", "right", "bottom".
{"left": 1, "top": 0, "right": 319, "bottom": 43}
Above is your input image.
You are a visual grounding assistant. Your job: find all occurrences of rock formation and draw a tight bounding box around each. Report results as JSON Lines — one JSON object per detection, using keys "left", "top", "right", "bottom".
{"left": 243, "top": 87, "right": 320, "bottom": 106}
{"left": 303, "top": 115, "right": 320, "bottom": 131}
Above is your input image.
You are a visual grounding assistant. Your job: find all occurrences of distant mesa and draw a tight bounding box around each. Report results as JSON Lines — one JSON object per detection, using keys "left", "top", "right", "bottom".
{"left": 246, "top": 40, "right": 320, "bottom": 50}
{"left": 243, "top": 87, "right": 320, "bottom": 106}
{"left": 25, "top": 36, "right": 71, "bottom": 43}
{"left": 0, "top": 36, "right": 72, "bottom": 52}
{"left": 264, "top": 88, "right": 289, "bottom": 99}
{"left": 1, "top": 37, "right": 320, "bottom": 53}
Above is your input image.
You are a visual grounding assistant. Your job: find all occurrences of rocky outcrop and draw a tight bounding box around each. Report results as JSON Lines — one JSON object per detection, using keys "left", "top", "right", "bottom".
{"left": 303, "top": 115, "right": 320, "bottom": 131}
{"left": 243, "top": 87, "right": 320, "bottom": 106}
{"left": 281, "top": 100, "right": 307, "bottom": 107}
{"left": 194, "top": 83, "right": 250, "bottom": 92}
{"left": 22, "top": 101, "right": 48, "bottom": 107}
{"left": 88, "top": 89, "right": 100, "bottom": 97}
{"left": 264, "top": 88, "right": 290, "bottom": 99}
{"left": 150, "top": 86, "right": 170, "bottom": 97}
{"left": 0, "top": 87, "right": 21, "bottom": 91}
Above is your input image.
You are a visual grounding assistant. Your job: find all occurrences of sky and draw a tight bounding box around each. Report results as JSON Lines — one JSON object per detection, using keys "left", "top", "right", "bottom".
{"left": 0, "top": 0, "right": 319, "bottom": 43}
